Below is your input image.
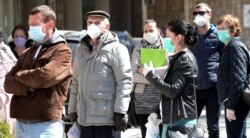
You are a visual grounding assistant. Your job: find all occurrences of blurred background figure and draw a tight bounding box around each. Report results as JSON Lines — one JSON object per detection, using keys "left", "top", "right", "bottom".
{"left": 0, "top": 27, "right": 16, "bottom": 135}
{"left": 8, "top": 25, "right": 33, "bottom": 58}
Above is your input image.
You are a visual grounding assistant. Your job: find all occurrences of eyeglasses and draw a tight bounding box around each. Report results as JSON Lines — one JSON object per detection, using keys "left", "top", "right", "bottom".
{"left": 193, "top": 11, "right": 208, "bottom": 16}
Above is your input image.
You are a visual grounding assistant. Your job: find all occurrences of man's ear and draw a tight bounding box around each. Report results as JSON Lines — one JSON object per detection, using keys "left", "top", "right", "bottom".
{"left": 207, "top": 12, "right": 212, "bottom": 20}
{"left": 157, "top": 28, "right": 161, "bottom": 34}
{"left": 48, "top": 20, "right": 55, "bottom": 30}
{"left": 106, "top": 24, "right": 110, "bottom": 30}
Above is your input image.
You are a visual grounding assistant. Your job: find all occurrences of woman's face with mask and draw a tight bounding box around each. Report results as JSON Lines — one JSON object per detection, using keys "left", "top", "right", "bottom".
{"left": 143, "top": 22, "right": 160, "bottom": 44}
{"left": 13, "top": 29, "right": 28, "bottom": 56}
{"left": 217, "top": 21, "right": 234, "bottom": 44}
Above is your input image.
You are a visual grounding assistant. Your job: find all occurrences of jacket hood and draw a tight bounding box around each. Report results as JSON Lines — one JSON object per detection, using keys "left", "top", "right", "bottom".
{"left": 41, "top": 28, "right": 66, "bottom": 46}
{"left": 100, "top": 31, "right": 119, "bottom": 45}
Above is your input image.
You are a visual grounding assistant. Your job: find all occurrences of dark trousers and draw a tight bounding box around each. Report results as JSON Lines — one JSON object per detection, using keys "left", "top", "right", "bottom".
{"left": 137, "top": 114, "right": 148, "bottom": 138}
{"left": 80, "top": 125, "right": 120, "bottom": 138}
{"left": 224, "top": 100, "right": 250, "bottom": 138}
{"left": 196, "top": 86, "right": 222, "bottom": 138}
{"left": 137, "top": 114, "right": 163, "bottom": 138}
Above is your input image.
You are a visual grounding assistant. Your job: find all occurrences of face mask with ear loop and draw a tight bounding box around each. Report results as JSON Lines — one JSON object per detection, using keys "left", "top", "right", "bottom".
{"left": 29, "top": 26, "right": 46, "bottom": 42}
{"left": 217, "top": 30, "right": 231, "bottom": 44}
{"left": 163, "top": 37, "right": 175, "bottom": 53}
{"left": 193, "top": 15, "right": 207, "bottom": 27}
{"left": 86, "top": 24, "right": 103, "bottom": 39}
{"left": 143, "top": 32, "right": 159, "bottom": 45}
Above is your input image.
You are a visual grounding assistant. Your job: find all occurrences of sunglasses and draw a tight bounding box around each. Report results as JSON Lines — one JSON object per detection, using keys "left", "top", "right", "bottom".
{"left": 193, "top": 11, "right": 208, "bottom": 16}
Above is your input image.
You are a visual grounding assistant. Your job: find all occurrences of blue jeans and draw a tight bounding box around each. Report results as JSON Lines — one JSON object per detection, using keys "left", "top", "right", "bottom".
{"left": 16, "top": 120, "right": 64, "bottom": 138}
{"left": 196, "top": 86, "right": 222, "bottom": 138}
{"left": 224, "top": 100, "right": 250, "bottom": 138}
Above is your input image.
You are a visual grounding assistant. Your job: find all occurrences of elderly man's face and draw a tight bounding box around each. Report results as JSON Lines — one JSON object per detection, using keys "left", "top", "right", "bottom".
{"left": 87, "top": 16, "right": 109, "bottom": 32}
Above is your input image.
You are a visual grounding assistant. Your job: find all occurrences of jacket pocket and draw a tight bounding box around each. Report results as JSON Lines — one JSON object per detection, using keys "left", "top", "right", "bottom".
{"left": 88, "top": 92, "right": 114, "bottom": 116}
{"left": 93, "top": 53, "right": 112, "bottom": 73}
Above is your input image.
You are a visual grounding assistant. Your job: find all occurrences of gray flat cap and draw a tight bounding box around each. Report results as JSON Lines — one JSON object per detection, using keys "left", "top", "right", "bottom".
{"left": 84, "top": 10, "right": 110, "bottom": 20}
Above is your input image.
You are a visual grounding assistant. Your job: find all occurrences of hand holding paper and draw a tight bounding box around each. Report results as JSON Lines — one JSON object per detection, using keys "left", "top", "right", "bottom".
{"left": 139, "top": 62, "right": 154, "bottom": 76}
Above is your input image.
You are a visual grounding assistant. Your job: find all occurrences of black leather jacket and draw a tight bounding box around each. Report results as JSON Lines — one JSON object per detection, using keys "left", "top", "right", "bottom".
{"left": 146, "top": 49, "right": 198, "bottom": 124}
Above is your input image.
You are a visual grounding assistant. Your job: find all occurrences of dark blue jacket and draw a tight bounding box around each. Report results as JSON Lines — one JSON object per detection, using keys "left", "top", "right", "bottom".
{"left": 217, "top": 37, "right": 250, "bottom": 109}
{"left": 190, "top": 25, "right": 224, "bottom": 90}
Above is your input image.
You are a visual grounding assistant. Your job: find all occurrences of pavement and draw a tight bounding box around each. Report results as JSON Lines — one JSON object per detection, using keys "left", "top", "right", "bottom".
{"left": 121, "top": 109, "right": 250, "bottom": 138}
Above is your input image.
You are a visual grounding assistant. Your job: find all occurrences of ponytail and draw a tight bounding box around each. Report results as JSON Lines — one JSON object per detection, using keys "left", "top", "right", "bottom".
{"left": 184, "top": 24, "right": 197, "bottom": 46}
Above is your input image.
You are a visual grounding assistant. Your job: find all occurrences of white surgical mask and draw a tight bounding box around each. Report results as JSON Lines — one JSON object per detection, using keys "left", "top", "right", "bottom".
{"left": 87, "top": 24, "right": 102, "bottom": 39}
{"left": 193, "top": 15, "right": 207, "bottom": 27}
{"left": 143, "top": 32, "right": 159, "bottom": 45}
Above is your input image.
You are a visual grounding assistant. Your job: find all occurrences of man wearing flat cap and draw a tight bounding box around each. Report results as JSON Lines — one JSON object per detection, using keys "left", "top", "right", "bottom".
{"left": 68, "top": 10, "right": 133, "bottom": 138}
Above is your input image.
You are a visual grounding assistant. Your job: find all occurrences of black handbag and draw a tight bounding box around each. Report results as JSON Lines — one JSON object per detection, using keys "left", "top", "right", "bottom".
{"left": 167, "top": 57, "right": 205, "bottom": 138}
{"left": 127, "top": 92, "right": 139, "bottom": 128}
{"left": 238, "top": 45, "right": 250, "bottom": 106}
{"left": 241, "top": 74, "right": 250, "bottom": 106}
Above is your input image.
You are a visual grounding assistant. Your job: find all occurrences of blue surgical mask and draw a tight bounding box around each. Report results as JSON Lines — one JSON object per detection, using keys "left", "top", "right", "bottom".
{"left": 13, "top": 37, "right": 27, "bottom": 47}
{"left": 217, "top": 30, "right": 231, "bottom": 44}
{"left": 29, "top": 26, "right": 46, "bottom": 42}
{"left": 163, "top": 37, "right": 175, "bottom": 53}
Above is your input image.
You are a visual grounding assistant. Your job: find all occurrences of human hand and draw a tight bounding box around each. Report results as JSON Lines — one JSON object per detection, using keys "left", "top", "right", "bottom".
{"left": 147, "top": 112, "right": 158, "bottom": 125}
{"left": 226, "top": 109, "right": 236, "bottom": 122}
{"left": 69, "top": 112, "right": 78, "bottom": 122}
{"left": 138, "top": 62, "right": 154, "bottom": 76}
{"left": 15, "top": 69, "right": 26, "bottom": 79}
{"left": 113, "top": 112, "right": 127, "bottom": 132}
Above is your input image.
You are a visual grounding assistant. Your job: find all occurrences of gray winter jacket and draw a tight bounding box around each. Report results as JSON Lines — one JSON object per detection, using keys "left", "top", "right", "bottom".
{"left": 68, "top": 31, "right": 133, "bottom": 126}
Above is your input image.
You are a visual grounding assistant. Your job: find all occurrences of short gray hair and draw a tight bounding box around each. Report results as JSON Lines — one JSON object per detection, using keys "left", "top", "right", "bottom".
{"left": 102, "top": 18, "right": 110, "bottom": 25}
{"left": 194, "top": 3, "right": 212, "bottom": 13}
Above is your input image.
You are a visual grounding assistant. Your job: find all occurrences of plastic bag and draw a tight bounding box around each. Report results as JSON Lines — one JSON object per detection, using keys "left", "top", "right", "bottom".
{"left": 67, "top": 122, "right": 80, "bottom": 138}
{"left": 145, "top": 119, "right": 161, "bottom": 138}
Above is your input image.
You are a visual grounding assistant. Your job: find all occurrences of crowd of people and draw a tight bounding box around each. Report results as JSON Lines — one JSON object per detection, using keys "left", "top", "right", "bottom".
{"left": 0, "top": 2, "right": 249, "bottom": 138}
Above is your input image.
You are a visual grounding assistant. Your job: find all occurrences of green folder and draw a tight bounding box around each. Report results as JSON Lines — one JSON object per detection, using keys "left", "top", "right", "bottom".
{"left": 140, "top": 48, "right": 167, "bottom": 67}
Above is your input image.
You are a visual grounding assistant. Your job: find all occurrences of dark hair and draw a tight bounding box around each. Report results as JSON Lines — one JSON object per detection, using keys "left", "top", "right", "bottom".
{"left": 9, "top": 25, "right": 33, "bottom": 58}
{"left": 167, "top": 20, "right": 197, "bottom": 46}
{"left": 30, "top": 5, "right": 56, "bottom": 23}
{"left": 144, "top": 19, "right": 158, "bottom": 27}
{"left": 11, "top": 25, "right": 29, "bottom": 39}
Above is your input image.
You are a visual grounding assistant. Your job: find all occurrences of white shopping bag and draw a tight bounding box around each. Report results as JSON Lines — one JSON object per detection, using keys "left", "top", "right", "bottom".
{"left": 145, "top": 119, "right": 161, "bottom": 138}
{"left": 67, "top": 122, "right": 80, "bottom": 138}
